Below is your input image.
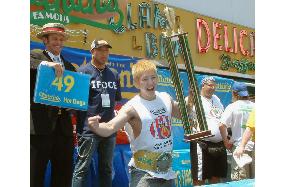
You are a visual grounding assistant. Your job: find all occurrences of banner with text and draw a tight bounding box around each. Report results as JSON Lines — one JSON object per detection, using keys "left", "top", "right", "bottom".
{"left": 34, "top": 65, "right": 91, "bottom": 110}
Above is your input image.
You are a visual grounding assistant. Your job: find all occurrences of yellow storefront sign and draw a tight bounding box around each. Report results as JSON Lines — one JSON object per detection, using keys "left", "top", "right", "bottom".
{"left": 31, "top": 0, "right": 255, "bottom": 75}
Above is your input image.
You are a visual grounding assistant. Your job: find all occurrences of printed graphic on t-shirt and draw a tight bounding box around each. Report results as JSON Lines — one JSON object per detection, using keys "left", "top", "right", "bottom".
{"left": 150, "top": 108, "right": 166, "bottom": 115}
{"left": 153, "top": 139, "right": 173, "bottom": 150}
{"left": 239, "top": 105, "right": 253, "bottom": 113}
{"left": 209, "top": 106, "right": 223, "bottom": 119}
{"left": 91, "top": 80, "right": 117, "bottom": 89}
{"left": 150, "top": 115, "right": 171, "bottom": 139}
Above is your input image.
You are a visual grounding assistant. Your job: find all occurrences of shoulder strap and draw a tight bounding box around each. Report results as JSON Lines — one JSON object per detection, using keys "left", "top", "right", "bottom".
{"left": 42, "top": 50, "right": 53, "bottom": 61}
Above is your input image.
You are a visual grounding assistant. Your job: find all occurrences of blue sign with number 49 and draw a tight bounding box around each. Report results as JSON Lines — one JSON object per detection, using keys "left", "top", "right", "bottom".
{"left": 34, "top": 65, "right": 90, "bottom": 110}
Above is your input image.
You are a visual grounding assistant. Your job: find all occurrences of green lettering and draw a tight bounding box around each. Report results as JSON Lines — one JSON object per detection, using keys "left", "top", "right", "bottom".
{"left": 31, "top": 0, "right": 124, "bottom": 30}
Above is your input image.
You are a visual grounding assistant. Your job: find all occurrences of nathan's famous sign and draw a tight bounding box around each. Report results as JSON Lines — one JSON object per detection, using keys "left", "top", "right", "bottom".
{"left": 31, "top": 0, "right": 124, "bottom": 30}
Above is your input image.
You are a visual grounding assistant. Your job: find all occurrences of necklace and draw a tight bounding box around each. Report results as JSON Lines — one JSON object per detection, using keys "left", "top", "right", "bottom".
{"left": 202, "top": 95, "right": 214, "bottom": 107}
{"left": 91, "top": 61, "right": 105, "bottom": 76}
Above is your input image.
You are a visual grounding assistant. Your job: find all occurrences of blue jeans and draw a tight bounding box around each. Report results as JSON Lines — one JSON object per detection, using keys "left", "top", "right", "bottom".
{"left": 72, "top": 134, "right": 116, "bottom": 187}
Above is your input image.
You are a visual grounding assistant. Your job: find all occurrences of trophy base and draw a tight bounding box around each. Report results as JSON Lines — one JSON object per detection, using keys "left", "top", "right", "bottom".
{"left": 183, "top": 130, "right": 214, "bottom": 142}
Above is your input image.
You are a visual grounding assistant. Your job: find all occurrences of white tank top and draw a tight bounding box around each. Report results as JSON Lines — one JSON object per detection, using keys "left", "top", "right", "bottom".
{"left": 124, "top": 91, "right": 176, "bottom": 180}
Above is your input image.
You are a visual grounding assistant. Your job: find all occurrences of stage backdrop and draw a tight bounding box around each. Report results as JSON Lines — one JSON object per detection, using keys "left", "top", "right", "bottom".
{"left": 31, "top": 41, "right": 234, "bottom": 187}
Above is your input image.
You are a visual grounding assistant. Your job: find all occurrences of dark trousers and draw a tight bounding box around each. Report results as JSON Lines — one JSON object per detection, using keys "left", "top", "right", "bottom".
{"left": 190, "top": 141, "right": 227, "bottom": 180}
{"left": 190, "top": 142, "right": 198, "bottom": 180}
{"left": 201, "top": 141, "right": 227, "bottom": 180}
{"left": 30, "top": 125, "right": 74, "bottom": 187}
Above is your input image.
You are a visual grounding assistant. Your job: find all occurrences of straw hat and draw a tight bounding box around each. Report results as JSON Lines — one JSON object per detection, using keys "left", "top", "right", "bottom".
{"left": 36, "top": 23, "right": 69, "bottom": 40}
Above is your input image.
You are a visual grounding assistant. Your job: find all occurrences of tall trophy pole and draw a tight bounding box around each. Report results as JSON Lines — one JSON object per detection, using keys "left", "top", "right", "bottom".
{"left": 163, "top": 6, "right": 213, "bottom": 141}
{"left": 164, "top": 35, "right": 192, "bottom": 135}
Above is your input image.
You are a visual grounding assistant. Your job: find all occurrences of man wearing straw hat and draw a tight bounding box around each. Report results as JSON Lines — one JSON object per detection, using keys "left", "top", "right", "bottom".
{"left": 30, "top": 23, "right": 76, "bottom": 187}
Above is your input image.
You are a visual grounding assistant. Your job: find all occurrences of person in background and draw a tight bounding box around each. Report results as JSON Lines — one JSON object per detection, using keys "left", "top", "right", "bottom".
{"left": 219, "top": 82, "right": 255, "bottom": 180}
{"left": 87, "top": 60, "right": 193, "bottom": 187}
{"left": 234, "top": 109, "right": 255, "bottom": 175}
{"left": 72, "top": 39, "right": 122, "bottom": 187}
{"left": 30, "top": 23, "right": 76, "bottom": 187}
{"left": 190, "top": 76, "right": 227, "bottom": 185}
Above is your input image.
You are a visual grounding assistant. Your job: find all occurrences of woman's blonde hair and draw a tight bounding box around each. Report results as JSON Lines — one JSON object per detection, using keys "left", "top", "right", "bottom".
{"left": 132, "top": 60, "right": 157, "bottom": 88}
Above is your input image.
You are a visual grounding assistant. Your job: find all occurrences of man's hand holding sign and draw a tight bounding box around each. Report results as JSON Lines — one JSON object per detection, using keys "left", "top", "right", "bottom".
{"left": 46, "top": 61, "right": 64, "bottom": 77}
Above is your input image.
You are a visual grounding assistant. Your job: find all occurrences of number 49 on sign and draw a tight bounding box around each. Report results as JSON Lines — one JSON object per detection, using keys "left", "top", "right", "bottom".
{"left": 52, "top": 75, "right": 75, "bottom": 92}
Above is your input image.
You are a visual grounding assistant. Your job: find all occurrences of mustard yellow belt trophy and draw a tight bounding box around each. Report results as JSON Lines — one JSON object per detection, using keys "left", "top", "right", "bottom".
{"left": 163, "top": 6, "right": 213, "bottom": 141}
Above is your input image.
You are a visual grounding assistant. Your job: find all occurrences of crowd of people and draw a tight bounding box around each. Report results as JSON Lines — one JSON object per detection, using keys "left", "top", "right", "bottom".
{"left": 30, "top": 23, "right": 255, "bottom": 187}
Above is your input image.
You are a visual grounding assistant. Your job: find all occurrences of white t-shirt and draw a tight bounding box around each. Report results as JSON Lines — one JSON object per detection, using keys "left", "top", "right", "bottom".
{"left": 220, "top": 100, "right": 255, "bottom": 151}
{"left": 200, "top": 95, "right": 224, "bottom": 142}
{"left": 124, "top": 91, "right": 176, "bottom": 180}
